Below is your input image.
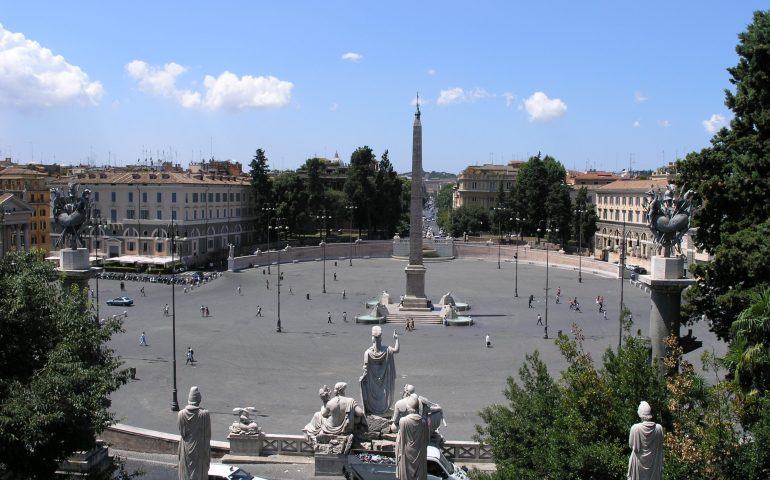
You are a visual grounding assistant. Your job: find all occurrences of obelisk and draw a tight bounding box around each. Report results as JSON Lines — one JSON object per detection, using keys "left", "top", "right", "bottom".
{"left": 402, "top": 95, "right": 430, "bottom": 311}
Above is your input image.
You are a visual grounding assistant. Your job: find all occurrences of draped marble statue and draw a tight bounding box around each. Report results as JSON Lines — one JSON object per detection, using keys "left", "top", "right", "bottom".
{"left": 302, "top": 385, "right": 332, "bottom": 443}
{"left": 177, "top": 386, "right": 211, "bottom": 480}
{"left": 360, "top": 326, "right": 400, "bottom": 416}
{"left": 391, "top": 384, "right": 445, "bottom": 444}
{"left": 321, "top": 382, "right": 366, "bottom": 436}
{"left": 395, "top": 395, "right": 428, "bottom": 480}
{"left": 627, "top": 401, "right": 663, "bottom": 480}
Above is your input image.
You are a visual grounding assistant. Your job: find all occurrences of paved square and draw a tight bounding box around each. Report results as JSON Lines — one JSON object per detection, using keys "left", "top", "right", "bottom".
{"left": 100, "top": 256, "right": 723, "bottom": 442}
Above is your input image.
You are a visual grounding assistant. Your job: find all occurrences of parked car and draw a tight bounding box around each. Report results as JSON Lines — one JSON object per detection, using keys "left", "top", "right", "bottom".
{"left": 106, "top": 296, "right": 134, "bottom": 306}
{"left": 208, "top": 464, "right": 265, "bottom": 480}
{"left": 344, "top": 446, "right": 469, "bottom": 480}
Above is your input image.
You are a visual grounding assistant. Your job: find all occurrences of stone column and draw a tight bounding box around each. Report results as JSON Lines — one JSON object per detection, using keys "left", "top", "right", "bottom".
{"left": 402, "top": 101, "right": 430, "bottom": 311}
{"left": 58, "top": 248, "right": 101, "bottom": 304}
{"left": 639, "top": 256, "right": 694, "bottom": 372}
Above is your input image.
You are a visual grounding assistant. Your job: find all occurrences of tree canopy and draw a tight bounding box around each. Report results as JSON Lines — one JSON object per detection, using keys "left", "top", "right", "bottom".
{"left": 514, "top": 154, "right": 572, "bottom": 243}
{"left": 249, "top": 148, "right": 272, "bottom": 242}
{"left": 0, "top": 251, "right": 127, "bottom": 478}
{"left": 675, "top": 10, "right": 770, "bottom": 340}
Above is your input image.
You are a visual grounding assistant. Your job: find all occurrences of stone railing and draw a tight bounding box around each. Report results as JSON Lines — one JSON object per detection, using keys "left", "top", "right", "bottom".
{"left": 442, "top": 441, "right": 493, "bottom": 462}
{"left": 229, "top": 240, "right": 394, "bottom": 271}
{"left": 260, "top": 434, "right": 314, "bottom": 456}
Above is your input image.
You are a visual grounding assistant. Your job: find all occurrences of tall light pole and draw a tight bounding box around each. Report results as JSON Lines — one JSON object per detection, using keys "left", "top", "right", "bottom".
{"left": 275, "top": 219, "right": 289, "bottom": 333}
{"left": 168, "top": 219, "right": 180, "bottom": 411}
{"left": 346, "top": 204, "right": 357, "bottom": 266}
{"left": 538, "top": 221, "right": 558, "bottom": 339}
{"left": 514, "top": 216, "right": 524, "bottom": 298}
{"left": 575, "top": 208, "right": 584, "bottom": 283}
{"left": 493, "top": 207, "right": 507, "bottom": 269}
{"left": 90, "top": 216, "right": 107, "bottom": 324}
{"left": 618, "top": 211, "right": 634, "bottom": 350}
{"left": 316, "top": 211, "right": 331, "bottom": 293}
{"left": 262, "top": 205, "right": 275, "bottom": 269}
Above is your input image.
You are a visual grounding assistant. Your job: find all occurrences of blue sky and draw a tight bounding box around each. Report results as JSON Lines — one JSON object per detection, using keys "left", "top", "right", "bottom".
{"left": 0, "top": 1, "right": 766, "bottom": 174}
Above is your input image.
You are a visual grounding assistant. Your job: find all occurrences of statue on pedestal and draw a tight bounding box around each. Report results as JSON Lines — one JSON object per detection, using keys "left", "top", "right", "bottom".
{"left": 50, "top": 183, "right": 92, "bottom": 250}
{"left": 360, "top": 326, "right": 399, "bottom": 416}
{"left": 395, "top": 395, "right": 428, "bottom": 480}
{"left": 643, "top": 184, "right": 697, "bottom": 257}
{"left": 303, "top": 385, "right": 332, "bottom": 444}
{"left": 229, "top": 407, "right": 261, "bottom": 435}
{"left": 627, "top": 401, "right": 663, "bottom": 480}
{"left": 321, "top": 382, "right": 365, "bottom": 436}
{"left": 177, "top": 386, "right": 210, "bottom": 480}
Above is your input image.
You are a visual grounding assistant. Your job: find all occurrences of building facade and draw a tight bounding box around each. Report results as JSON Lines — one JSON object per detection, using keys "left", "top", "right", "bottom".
{"left": 0, "top": 193, "right": 34, "bottom": 257}
{"left": 453, "top": 161, "right": 523, "bottom": 209}
{"left": 0, "top": 166, "right": 52, "bottom": 253}
{"left": 52, "top": 170, "right": 255, "bottom": 267}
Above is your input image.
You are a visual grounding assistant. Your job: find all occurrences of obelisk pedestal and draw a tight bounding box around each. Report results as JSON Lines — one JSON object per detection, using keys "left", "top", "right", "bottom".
{"left": 638, "top": 256, "right": 695, "bottom": 372}
{"left": 401, "top": 97, "right": 430, "bottom": 311}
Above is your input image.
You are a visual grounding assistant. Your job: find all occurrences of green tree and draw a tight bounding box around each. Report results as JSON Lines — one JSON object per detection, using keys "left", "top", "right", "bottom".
{"left": 343, "top": 146, "right": 377, "bottom": 237}
{"left": 249, "top": 148, "right": 273, "bottom": 242}
{"left": 0, "top": 251, "right": 128, "bottom": 478}
{"left": 514, "top": 154, "right": 570, "bottom": 241}
{"left": 675, "top": 11, "right": 770, "bottom": 340}
{"left": 302, "top": 157, "right": 326, "bottom": 209}
{"left": 373, "top": 150, "right": 403, "bottom": 238}
{"left": 436, "top": 183, "right": 454, "bottom": 233}
{"left": 271, "top": 171, "right": 309, "bottom": 238}
{"left": 448, "top": 205, "right": 489, "bottom": 237}
{"left": 573, "top": 187, "right": 598, "bottom": 250}
{"left": 723, "top": 291, "right": 770, "bottom": 399}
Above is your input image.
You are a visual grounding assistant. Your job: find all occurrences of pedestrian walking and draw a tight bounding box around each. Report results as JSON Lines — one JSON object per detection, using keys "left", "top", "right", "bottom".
{"left": 528, "top": 294, "right": 534, "bottom": 308}
{"left": 120, "top": 281, "right": 125, "bottom": 291}
{"left": 185, "top": 347, "right": 195, "bottom": 365}
{"left": 139, "top": 331, "right": 148, "bottom": 346}
{"left": 163, "top": 304, "right": 170, "bottom": 317}
{"left": 334, "top": 272, "right": 337, "bottom": 281}
{"left": 266, "top": 279, "right": 269, "bottom": 290}
{"left": 327, "top": 312, "right": 332, "bottom": 324}
{"left": 237, "top": 285, "right": 242, "bottom": 295}
{"left": 537, "top": 313, "right": 543, "bottom": 326}
{"left": 256, "top": 305, "right": 263, "bottom": 317}
{"left": 90, "top": 288, "right": 95, "bottom": 299}
{"left": 342, "top": 289, "right": 346, "bottom": 299}
{"left": 289, "top": 287, "right": 294, "bottom": 295}
{"left": 140, "top": 286, "right": 146, "bottom": 297}
{"left": 200, "top": 305, "right": 205, "bottom": 317}
{"left": 486, "top": 334, "right": 491, "bottom": 348}
{"left": 555, "top": 286, "right": 561, "bottom": 304}
{"left": 205, "top": 306, "right": 210, "bottom": 317}
{"left": 603, "top": 309, "right": 608, "bottom": 321}
{"left": 342, "top": 311, "right": 348, "bottom": 322}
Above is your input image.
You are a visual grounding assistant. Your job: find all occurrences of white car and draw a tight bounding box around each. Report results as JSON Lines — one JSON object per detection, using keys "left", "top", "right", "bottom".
{"left": 208, "top": 464, "right": 266, "bottom": 480}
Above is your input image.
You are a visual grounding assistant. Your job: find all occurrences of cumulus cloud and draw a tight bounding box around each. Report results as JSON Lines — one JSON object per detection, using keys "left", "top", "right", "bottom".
{"left": 125, "top": 60, "right": 293, "bottom": 110}
{"left": 703, "top": 113, "right": 727, "bottom": 134}
{"left": 634, "top": 91, "right": 649, "bottom": 103}
{"left": 0, "top": 23, "right": 103, "bottom": 109}
{"left": 341, "top": 52, "right": 363, "bottom": 62}
{"left": 633, "top": 120, "right": 640, "bottom": 128}
{"left": 427, "top": 68, "right": 436, "bottom": 76}
{"left": 436, "top": 87, "right": 491, "bottom": 105}
{"left": 522, "top": 91, "right": 567, "bottom": 122}
{"left": 658, "top": 119, "right": 671, "bottom": 128}
{"left": 503, "top": 92, "right": 516, "bottom": 107}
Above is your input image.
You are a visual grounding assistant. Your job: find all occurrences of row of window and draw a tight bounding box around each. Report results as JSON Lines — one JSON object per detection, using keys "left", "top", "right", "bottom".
{"left": 599, "top": 209, "right": 644, "bottom": 222}
{"left": 597, "top": 194, "right": 643, "bottom": 206}
{"left": 107, "top": 207, "right": 243, "bottom": 223}
{"left": 98, "top": 190, "right": 244, "bottom": 204}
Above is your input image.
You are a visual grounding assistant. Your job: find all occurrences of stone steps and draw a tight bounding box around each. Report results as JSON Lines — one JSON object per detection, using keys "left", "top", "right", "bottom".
{"left": 385, "top": 311, "right": 444, "bottom": 325}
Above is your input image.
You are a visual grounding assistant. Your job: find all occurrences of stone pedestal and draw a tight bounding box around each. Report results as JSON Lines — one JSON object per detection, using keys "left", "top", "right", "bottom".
{"left": 57, "top": 248, "right": 101, "bottom": 298}
{"left": 314, "top": 452, "right": 346, "bottom": 476}
{"left": 227, "top": 432, "right": 264, "bottom": 457}
{"left": 56, "top": 442, "right": 111, "bottom": 477}
{"left": 402, "top": 264, "right": 430, "bottom": 310}
{"left": 639, "top": 256, "right": 695, "bottom": 371}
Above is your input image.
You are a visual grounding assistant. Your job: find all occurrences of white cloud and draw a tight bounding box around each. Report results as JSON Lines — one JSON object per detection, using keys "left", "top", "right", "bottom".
{"left": 658, "top": 119, "right": 671, "bottom": 128}
{"left": 341, "top": 52, "right": 363, "bottom": 62}
{"left": 329, "top": 103, "right": 338, "bottom": 111}
{"left": 634, "top": 91, "right": 649, "bottom": 103}
{"left": 633, "top": 120, "right": 640, "bottom": 128}
{"left": 0, "top": 23, "right": 103, "bottom": 109}
{"left": 125, "top": 60, "right": 293, "bottom": 110}
{"left": 503, "top": 92, "right": 516, "bottom": 107}
{"left": 436, "top": 87, "right": 491, "bottom": 105}
{"left": 702, "top": 113, "right": 727, "bottom": 134}
{"left": 522, "top": 91, "right": 567, "bottom": 122}
{"left": 427, "top": 68, "right": 436, "bottom": 76}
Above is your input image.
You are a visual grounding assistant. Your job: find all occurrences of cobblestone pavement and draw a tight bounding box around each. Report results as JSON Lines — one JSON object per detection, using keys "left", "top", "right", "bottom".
{"left": 99, "top": 256, "right": 723, "bottom": 444}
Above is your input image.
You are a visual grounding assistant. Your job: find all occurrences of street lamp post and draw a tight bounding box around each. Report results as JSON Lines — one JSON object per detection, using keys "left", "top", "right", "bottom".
{"left": 514, "top": 216, "right": 524, "bottom": 298}
{"left": 575, "top": 208, "right": 584, "bottom": 283}
{"left": 618, "top": 212, "right": 632, "bottom": 350}
{"left": 316, "top": 211, "right": 331, "bottom": 293}
{"left": 276, "top": 220, "right": 289, "bottom": 333}
{"left": 320, "top": 240, "right": 326, "bottom": 293}
{"left": 538, "top": 222, "right": 558, "bottom": 339}
{"left": 90, "top": 217, "right": 107, "bottom": 324}
{"left": 262, "top": 205, "right": 275, "bottom": 270}
{"left": 493, "top": 207, "right": 507, "bottom": 269}
{"left": 346, "top": 205, "right": 357, "bottom": 266}
{"left": 168, "top": 219, "right": 180, "bottom": 411}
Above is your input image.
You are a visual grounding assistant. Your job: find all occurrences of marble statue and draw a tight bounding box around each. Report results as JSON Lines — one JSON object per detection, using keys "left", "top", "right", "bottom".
{"left": 321, "top": 382, "right": 365, "bottom": 436}
{"left": 438, "top": 292, "right": 455, "bottom": 307}
{"left": 229, "top": 407, "right": 261, "bottom": 435}
{"left": 177, "top": 386, "right": 211, "bottom": 480}
{"left": 627, "top": 401, "right": 663, "bottom": 480}
{"left": 395, "top": 395, "right": 428, "bottom": 480}
{"left": 50, "top": 182, "right": 92, "bottom": 250}
{"left": 302, "top": 385, "right": 332, "bottom": 443}
{"left": 391, "top": 384, "right": 445, "bottom": 444}
{"left": 643, "top": 184, "right": 697, "bottom": 257}
{"left": 360, "top": 326, "right": 400, "bottom": 416}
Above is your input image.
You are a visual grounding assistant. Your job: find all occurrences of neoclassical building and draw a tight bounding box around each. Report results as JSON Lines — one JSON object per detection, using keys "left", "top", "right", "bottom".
{"left": 0, "top": 166, "right": 52, "bottom": 253}
{"left": 453, "top": 161, "right": 523, "bottom": 209}
{"left": 51, "top": 170, "right": 255, "bottom": 267}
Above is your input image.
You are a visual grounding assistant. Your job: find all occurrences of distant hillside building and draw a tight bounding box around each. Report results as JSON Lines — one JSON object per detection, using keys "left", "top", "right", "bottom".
{"left": 453, "top": 161, "right": 523, "bottom": 209}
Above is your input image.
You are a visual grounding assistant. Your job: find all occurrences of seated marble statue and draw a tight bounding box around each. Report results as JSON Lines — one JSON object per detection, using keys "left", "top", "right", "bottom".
{"left": 627, "top": 401, "right": 663, "bottom": 480}
{"left": 303, "top": 385, "right": 332, "bottom": 442}
{"left": 360, "top": 326, "right": 400, "bottom": 416}
{"left": 229, "top": 407, "right": 260, "bottom": 435}
{"left": 321, "top": 382, "right": 365, "bottom": 436}
{"left": 391, "top": 384, "right": 444, "bottom": 441}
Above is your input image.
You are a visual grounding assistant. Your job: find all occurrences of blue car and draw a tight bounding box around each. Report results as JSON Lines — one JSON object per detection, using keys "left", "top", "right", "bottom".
{"left": 106, "top": 296, "right": 134, "bottom": 306}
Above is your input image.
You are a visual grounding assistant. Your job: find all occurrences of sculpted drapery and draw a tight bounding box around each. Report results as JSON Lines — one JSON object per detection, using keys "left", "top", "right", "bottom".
{"left": 177, "top": 387, "right": 211, "bottom": 480}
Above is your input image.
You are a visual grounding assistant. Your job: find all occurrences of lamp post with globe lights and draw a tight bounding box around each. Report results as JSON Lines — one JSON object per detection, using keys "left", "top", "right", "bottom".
{"left": 537, "top": 221, "right": 558, "bottom": 339}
